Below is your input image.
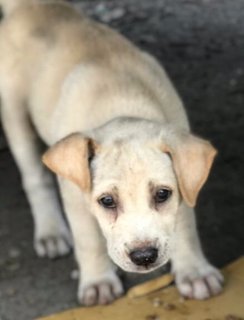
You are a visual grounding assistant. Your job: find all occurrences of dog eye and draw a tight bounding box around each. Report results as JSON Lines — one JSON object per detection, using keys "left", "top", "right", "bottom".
{"left": 155, "top": 189, "right": 172, "bottom": 203}
{"left": 99, "top": 196, "right": 116, "bottom": 209}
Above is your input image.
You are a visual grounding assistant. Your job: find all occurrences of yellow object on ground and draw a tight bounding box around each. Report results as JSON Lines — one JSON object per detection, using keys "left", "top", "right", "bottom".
{"left": 38, "top": 257, "right": 244, "bottom": 320}
{"left": 127, "top": 273, "right": 174, "bottom": 298}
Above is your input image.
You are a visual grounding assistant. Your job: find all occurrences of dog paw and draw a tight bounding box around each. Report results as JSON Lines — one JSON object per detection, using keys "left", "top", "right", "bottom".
{"left": 174, "top": 262, "right": 224, "bottom": 300}
{"left": 34, "top": 223, "right": 73, "bottom": 258}
{"left": 78, "top": 273, "right": 124, "bottom": 306}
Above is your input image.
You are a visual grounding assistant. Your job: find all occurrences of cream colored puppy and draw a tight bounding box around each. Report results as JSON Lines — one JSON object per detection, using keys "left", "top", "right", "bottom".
{"left": 0, "top": 0, "right": 223, "bottom": 306}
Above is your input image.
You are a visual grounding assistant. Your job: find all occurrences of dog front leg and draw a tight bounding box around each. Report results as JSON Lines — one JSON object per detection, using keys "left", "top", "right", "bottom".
{"left": 59, "top": 179, "right": 124, "bottom": 306}
{"left": 171, "top": 202, "right": 223, "bottom": 300}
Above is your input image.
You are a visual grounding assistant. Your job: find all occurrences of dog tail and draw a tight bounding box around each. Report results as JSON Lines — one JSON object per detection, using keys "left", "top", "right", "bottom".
{"left": 0, "top": 0, "right": 34, "bottom": 17}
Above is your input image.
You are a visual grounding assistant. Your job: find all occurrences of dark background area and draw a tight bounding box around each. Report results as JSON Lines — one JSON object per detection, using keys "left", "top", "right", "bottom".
{"left": 0, "top": 0, "right": 243, "bottom": 319}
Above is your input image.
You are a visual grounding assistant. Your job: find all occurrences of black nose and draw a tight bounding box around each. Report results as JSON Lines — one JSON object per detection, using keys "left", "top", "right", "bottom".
{"left": 129, "top": 247, "right": 158, "bottom": 267}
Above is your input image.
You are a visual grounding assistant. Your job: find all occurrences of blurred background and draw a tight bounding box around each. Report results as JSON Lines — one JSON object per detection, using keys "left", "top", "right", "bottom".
{"left": 0, "top": 0, "right": 243, "bottom": 319}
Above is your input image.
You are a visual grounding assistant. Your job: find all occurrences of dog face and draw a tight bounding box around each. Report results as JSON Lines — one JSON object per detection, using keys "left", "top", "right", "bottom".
{"left": 90, "top": 141, "right": 180, "bottom": 272}
{"left": 43, "top": 126, "right": 216, "bottom": 273}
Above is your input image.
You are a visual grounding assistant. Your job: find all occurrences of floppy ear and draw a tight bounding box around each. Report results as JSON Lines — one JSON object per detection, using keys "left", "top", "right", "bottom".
{"left": 162, "top": 131, "right": 217, "bottom": 207}
{"left": 42, "top": 133, "right": 98, "bottom": 192}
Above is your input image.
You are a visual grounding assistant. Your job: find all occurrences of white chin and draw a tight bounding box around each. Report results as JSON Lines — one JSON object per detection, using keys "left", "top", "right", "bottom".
{"left": 119, "top": 262, "right": 163, "bottom": 274}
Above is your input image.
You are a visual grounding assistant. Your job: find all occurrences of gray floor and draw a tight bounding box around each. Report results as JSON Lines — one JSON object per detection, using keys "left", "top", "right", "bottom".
{"left": 0, "top": 0, "right": 244, "bottom": 319}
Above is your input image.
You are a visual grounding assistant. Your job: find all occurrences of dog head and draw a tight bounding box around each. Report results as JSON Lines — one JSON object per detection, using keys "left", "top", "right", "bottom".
{"left": 42, "top": 120, "right": 216, "bottom": 273}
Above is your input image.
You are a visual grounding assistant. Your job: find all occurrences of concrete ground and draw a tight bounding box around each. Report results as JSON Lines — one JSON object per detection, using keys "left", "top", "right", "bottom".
{"left": 0, "top": 0, "right": 243, "bottom": 319}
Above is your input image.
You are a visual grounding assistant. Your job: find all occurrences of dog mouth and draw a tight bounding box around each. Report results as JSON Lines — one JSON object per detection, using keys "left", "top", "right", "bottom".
{"left": 133, "top": 261, "right": 164, "bottom": 273}
{"left": 120, "top": 257, "right": 169, "bottom": 274}
{"left": 108, "top": 241, "right": 171, "bottom": 273}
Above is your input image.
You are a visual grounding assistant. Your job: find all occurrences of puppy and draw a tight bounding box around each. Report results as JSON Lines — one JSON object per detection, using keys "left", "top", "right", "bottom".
{"left": 0, "top": 0, "right": 223, "bottom": 306}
